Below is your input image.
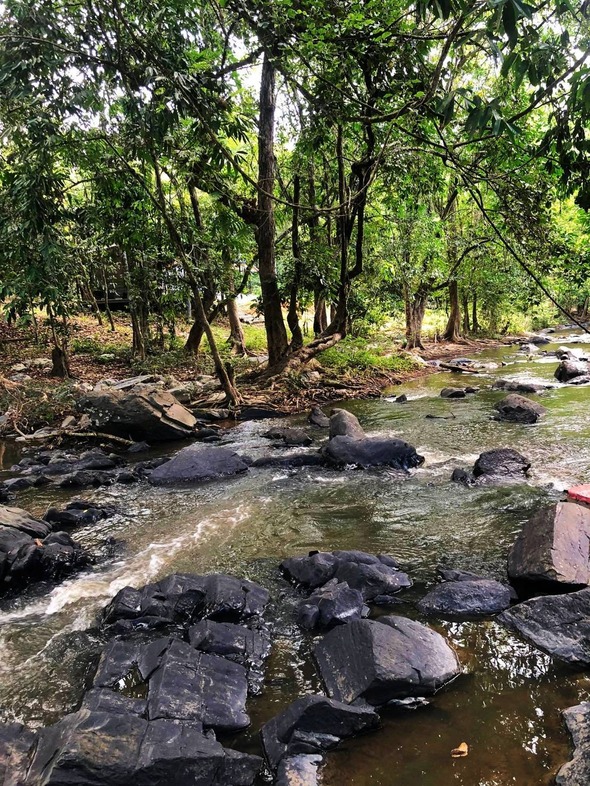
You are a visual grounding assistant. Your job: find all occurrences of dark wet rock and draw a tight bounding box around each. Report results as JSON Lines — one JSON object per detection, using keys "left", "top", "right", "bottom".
{"left": 103, "top": 573, "right": 269, "bottom": 629}
{"left": 395, "top": 394, "right": 408, "bottom": 403}
{"left": 275, "top": 754, "right": 322, "bottom": 786}
{"left": 556, "top": 702, "right": 590, "bottom": 786}
{"left": 79, "top": 387, "right": 198, "bottom": 441}
{"left": 569, "top": 374, "right": 590, "bottom": 385}
{"left": 26, "top": 709, "right": 262, "bottom": 785}
{"left": 498, "top": 588, "right": 590, "bottom": 665}
{"left": 453, "top": 448, "right": 531, "bottom": 485}
{"left": 494, "top": 393, "right": 547, "bottom": 424}
{"left": 492, "top": 379, "right": 549, "bottom": 393}
{"left": 464, "top": 386, "right": 478, "bottom": 394}
{"left": 188, "top": 619, "right": 271, "bottom": 694}
{"left": 1, "top": 476, "right": 35, "bottom": 492}
{"left": 149, "top": 444, "right": 249, "bottom": 485}
{"left": 417, "top": 578, "right": 511, "bottom": 618}
{"left": 0, "top": 722, "right": 37, "bottom": 782}
{"left": 437, "top": 567, "right": 488, "bottom": 582}
{"left": 261, "top": 695, "right": 379, "bottom": 771}
{"left": 314, "top": 617, "right": 460, "bottom": 705}
{"left": 528, "top": 335, "right": 551, "bottom": 345}
{"left": 81, "top": 688, "right": 147, "bottom": 716}
{"left": 127, "top": 440, "right": 150, "bottom": 453}
{"left": 250, "top": 453, "right": 324, "bottom": 469}
{"left": 440, "top": 388, "right": 466, "bottom": 399}
{"left": 263, "top": 427, "right": 313, "bottom": 447}
{"left": 281, "top": 550, "right": 410, "bottom": 601}
{"left": 329, "top": 409, "right": 365, "bottom": 440}
{"left": 297, "top": 579, "right": 367, "bottom": 630}
{"left": 322, "top": 435, "right": 424, "bottom": 470}
{"left": 555, "top": 359, "right": 589, "bottom": 383}
{"left": 508, "top": 502, "right": 590, "bottom": 587}
{"left": 0, "top": 505, "right": 52, "bottom": 539}
{"left": 520, "top": 342, "right": 540, "bottom": 354}
{"left": 44, "top": 499, "right": 117, "bottom": 529}
{"left": 309, "top": 406, "right": 330, "bottom": 428}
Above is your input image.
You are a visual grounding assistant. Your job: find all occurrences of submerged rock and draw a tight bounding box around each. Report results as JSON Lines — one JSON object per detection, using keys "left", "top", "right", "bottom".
{"left": 493, "top": 394, "right": 547, "bottom": 424}
{"left": 492, "top": 379, "right": 550, "bottom": 394}
{"left": 261, "top": 695, "right": 379, "bottom": 771}
{"left": 508, "top": 502, "right": 590, "bottom": 587}
{"left": 417, "top": 577, "right": 511, "bottom": 618}
{"left": 79, "top": 387, "right": 198, "bottom": 441}
{"left": 44, "top": 499, "right": 118, "bottom": 529}
{"left": 149, "top": 445, "right": 249, "bottom": 485}
{"left": 314, "top": 616, "right": 460, "bottom": 705}
{"left": 329, "top": 409, "right": 365, "bottom": 440}
{"left": 556, "top": 702, "right": 590, "bottom": 786}
{"left": 275, "top": 754, "right": 322, "bottom": 786}
{"left": 263, "top": 427, "right": 313, "bottom": 446}
{"left": 322, "top": 435, "right": 424, "bottom": 470}
{"left": 498, "top": 588, "right": 590, "bottom": 665}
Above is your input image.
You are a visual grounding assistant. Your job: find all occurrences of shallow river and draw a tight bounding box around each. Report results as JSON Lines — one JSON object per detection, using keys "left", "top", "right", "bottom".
{"left": 2, "top": 330, "right": 590, "bottom": 785}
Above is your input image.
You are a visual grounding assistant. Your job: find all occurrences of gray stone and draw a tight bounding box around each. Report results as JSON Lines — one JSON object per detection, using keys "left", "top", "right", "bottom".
{"left": 556, "top": 702, "right": 590, "bottom": 786}
{"left": 297, "top": 579, "right": 367, "bottom": 630}
{"left": 417, "top": 578, "right": 511, "bottom": 618}
{"left": 314, "top": 616, "right": 460, "bottom": 705}
{"left": 494, "top": 393, "right": 547, "bottom": 424}
{"left": 508, "top": 502, "right": 590, "bottom": 586}
{"left": 309, "top": 407, "right": 330, "bottom": 428}
{"left": 323, "top": 435, "right": 424, "bottom": 470}
{"left": 149, "top": 445, "right": 249, "bottom": 485}
{"left": 498, "top": 588, "right": 590, "bottom": 665}
{"left": 440, "top": 388, "right": 466, "bottom": 399}
{"left": 329, "top": 409, "right": 365, "bottom": 440}
{"left": 555, "top": 360, "right": 589, "bottom": 383}
{"left": 492, "top": 380, "right": 549, "bottom": 394}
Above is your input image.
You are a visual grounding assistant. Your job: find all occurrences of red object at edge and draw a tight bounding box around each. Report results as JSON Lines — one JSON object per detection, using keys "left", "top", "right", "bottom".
{"left": 567, "top": 485, "right": 590, "bottom": 504}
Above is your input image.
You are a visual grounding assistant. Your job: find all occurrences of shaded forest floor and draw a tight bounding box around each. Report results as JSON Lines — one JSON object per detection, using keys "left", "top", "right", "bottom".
{"left": 0, "top": 311, "right": 510, "bottom": 434}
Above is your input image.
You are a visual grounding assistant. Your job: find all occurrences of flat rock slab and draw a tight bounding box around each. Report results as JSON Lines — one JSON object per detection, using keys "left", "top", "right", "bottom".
{"left": 494, "top": 394, "right": 547, "bottom": 424}
{"left": 508, "top": 502, "right": 590, "bottom": 586}
{"left": 0, "top": 505, "right": 52, "bottom": 539}
{"left": 276, "top": 755, "right": 322, "bottom": 786}
{"left": 322, "top": 435, "right": 424, "bottom": 470}
{"left": 556, "top": 702, "right": 590, "bottom": 786}
{"left": 25, "top": 710, "right": 262, "bottom": 785}
{"left": 149, "top": 445, "right": 249, "bottom": 485}
{"left": 314, "top": 616, "right": 460, "bottom": 705}
{"left": 261, "top": 695, "right": 379, "bottom": 770}
{"left": 79, "top": 388, "right": 197, "bottom": 441}
{"left": 281, "top": 550, "right": 410, "bottom": 600}
{"left": 417, "top": 578, "right": 511, "bottom": 618}
{"left": 492, "top": 379, "right": 550, "bottom": 393}
{"left": 498, "top": 588, "right": 590, "bottom": 665}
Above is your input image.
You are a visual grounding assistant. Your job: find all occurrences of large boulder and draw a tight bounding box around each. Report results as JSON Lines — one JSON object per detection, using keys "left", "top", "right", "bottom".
{"left": 322, "top": 435, "right": 424, "bottom": 470}
{"left": 329, "top": 409, "right": 365, "bottom": 440}
{"left": 417, "top": 577, "right": 511, "bottom": 618}
{"left": 498, "top": 588, "right": 590, "bottom": 665}
{"left": 149, "top": 445, "right": 249, "bottom": 485}
{"left": 261, "top": 695, "right": 379, "bottom": 771}
{"left": 79, "top": 388, "right": 198, "bottom": 441}
{"left": 556, "top": 702, "right": 590, "bottom": 786}
{"left": 440, "top": 387, "right": 466, "bottom": 399}
{"left": 314, "top": 616, "right": 460, "bottom": 705}
{"left": 452, "top": 448, "right": 531, "bottom": 486}
{"left": 25, "top": 710, "right": 262, "bottom": 785}
{"left": 281, "top": 550, "right": 411, "bottom": 601}
{"left": 508, "top": 502, "right": 590, "bottom": 587}
{"left": 555, "top": 360, "right": 589, "bottom": 383}
{"left": 493, "top": 394, "right": 547, "bottom": 424}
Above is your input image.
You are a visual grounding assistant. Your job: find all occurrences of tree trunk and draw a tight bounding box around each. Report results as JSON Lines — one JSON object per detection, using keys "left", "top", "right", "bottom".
{"left": 227, "top": 296, "right": 246, "bottom": 355}
{"left": 185, "top": 287, "right": 216, "bottom": 354}
{"left": 258, "top": 53, "right": 289, "bottom": 365}
{"left": 442, "top": 280, "right": 461, "bottom": 342}
{"left": 472, "top": 293, "right": 480, "bottom": 333}
{"left": 313, "top": 290, "right": 328, "bottom": 336}
{"left": 462, "top": 291, "right": 471, "bottom": 334}
{"left": 404, "top": 288, "right": 427, "bottom": 350}
{"left": 287, "top": 174, "right": 304, "bottom": 350}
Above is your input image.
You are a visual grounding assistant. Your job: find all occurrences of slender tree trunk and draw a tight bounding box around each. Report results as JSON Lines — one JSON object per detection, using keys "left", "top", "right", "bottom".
{"left": 472, "top": 293, "right": 480, "bottom": 333}
{"left": 257, "top": 53, "right": 289, "bottom": 365}
{"left": 227, "top": 296, "right": 246, "bottom": 355}
{"left": 185, "top": 288, "right": 216, "bottom": 353}
{"left": 102, "top": 268, "right": 116, "bottom": 331}
{"left": 442, "top": 280, "right": 461, "bottom": 341}
{"left": 287, "top": 174, "right": 304, "bottom": 350}
{"left": 462, "top": 291, "right": 471, "bottom": 334}
{"left": 313, "top": 290, "right": 328, "bottom": 336}
{"left": 47, "top": 305, "right": 71, "bottom": 378}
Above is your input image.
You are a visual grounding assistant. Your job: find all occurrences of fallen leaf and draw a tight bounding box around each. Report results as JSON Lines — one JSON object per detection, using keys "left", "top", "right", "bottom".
{"left": 34, "top": 539, "right": 44, "bottom": 547}
{"left": 451, "top": 742, "right": 469, "bottom": 758}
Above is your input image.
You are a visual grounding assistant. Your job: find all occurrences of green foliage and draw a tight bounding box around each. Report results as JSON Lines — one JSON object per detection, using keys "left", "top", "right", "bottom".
{"left": 319, "top": 337, "right": 418, "bottom": 374}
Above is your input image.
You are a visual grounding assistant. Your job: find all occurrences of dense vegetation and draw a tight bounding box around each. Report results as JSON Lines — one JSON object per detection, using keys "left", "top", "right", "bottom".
{"left": 1, "top": 0, "right": 590, "bottom": 404}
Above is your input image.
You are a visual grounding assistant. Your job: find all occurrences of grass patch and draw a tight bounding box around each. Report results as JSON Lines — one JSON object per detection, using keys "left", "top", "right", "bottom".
{"left": 318, "top": 337, "right": 418, "bottom": 374}
{"left": 0, "top": 381, "right": 78, "bottom": 433}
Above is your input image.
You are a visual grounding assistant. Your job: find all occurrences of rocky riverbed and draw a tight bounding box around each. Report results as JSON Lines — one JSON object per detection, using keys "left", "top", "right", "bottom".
{"left": 1, "top": 327, "right": 590, "bottom": 785}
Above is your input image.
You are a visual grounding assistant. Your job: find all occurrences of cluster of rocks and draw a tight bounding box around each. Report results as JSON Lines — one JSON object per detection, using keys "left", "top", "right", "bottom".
{"left": 0, "top": 504, "right": 91, "bottom": 590}
{"left": 2, "top": 572, "right": 272, "bottom": 785}
{"left": 8, "top": 356, "right": 53, "bottom": 382}
{"left": 0, "top": 446, "right": 167, "bottom": 499}
{"left": 451, "top": 448, "right": 531, "bottom": 486}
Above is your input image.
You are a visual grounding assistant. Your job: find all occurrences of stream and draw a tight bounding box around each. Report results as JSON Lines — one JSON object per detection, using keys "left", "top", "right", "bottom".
{"left": 2, "top": 329, "right": 590, "bottom": 785}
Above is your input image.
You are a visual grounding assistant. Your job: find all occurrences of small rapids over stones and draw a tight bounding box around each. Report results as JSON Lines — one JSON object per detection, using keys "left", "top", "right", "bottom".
{"left": 1, "top": 328, "right": 590, "bottom": 784}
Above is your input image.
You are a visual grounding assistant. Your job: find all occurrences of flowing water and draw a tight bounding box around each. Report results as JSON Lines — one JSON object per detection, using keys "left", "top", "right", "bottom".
{"left": 2, "top": 330, "right": 590, "bottom": 785}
